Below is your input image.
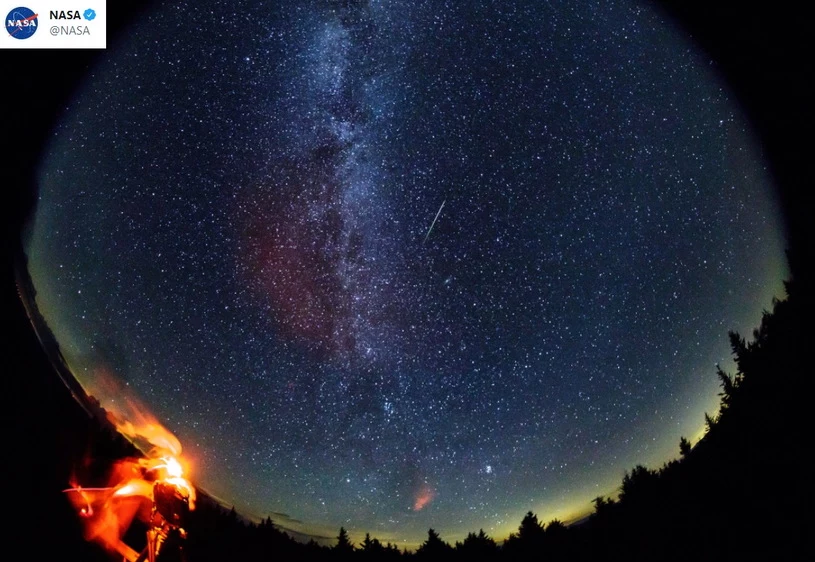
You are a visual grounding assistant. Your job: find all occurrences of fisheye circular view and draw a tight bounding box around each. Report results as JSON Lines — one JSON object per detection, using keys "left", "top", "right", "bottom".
{"left": 8, "top": 0, "right": 809, "bottom": 560}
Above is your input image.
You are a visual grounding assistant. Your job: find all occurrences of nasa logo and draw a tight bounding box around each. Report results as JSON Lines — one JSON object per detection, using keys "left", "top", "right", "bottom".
{"left": 5, "top": 6, "right": 38, "bottom": 40}
{"left": 50, "top": 10, "right": 82, "bottom": 20}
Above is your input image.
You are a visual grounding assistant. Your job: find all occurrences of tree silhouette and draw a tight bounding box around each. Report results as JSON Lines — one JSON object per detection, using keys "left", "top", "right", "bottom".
{"left": 704, "top": 411, "right": 717, "bottom": 434}
{"left": 619, "top": 465, "right": 657, "bottom": 503}
{"left": 503, "top": 511, "right": 545, "bottom": 559}
{"left": 517, "top": 511, "right": 544, "bottom": 542}
{"left": 360, "top": 532, "right": 386, "bottom": 561}
{"left": 415, "top": 528, "right": 452, "bottom": 558}
{"left": 334, "top": 526, "right": 354, "bottom": 559}
{"left": 455, "top": 529, "right": 497, "bottom": 560}
{"left": 679, "top": 436, "right": 692, "bottom": 458}
{"left": 545, "top": 519, "right": 567, "bottom": 534}
{"left": 716, "top": 365, "right": 737, "bottom": 410}
{"left": 544, "top": 519, "right": 569, "bottom": 559}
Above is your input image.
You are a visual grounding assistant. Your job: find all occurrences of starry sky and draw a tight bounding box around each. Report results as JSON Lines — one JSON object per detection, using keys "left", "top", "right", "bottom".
{"left": 25, "top": 0, "right": 788, "bottom": 547}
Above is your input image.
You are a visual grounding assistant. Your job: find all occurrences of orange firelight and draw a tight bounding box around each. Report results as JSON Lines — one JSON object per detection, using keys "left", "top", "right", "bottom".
{"left": 64, "top": 385, "right": 196, "bottom": 561}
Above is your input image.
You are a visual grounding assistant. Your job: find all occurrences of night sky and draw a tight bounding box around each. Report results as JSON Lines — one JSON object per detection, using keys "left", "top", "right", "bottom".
{"left": 23, "top": 0, "right": 788, "bottom": 547}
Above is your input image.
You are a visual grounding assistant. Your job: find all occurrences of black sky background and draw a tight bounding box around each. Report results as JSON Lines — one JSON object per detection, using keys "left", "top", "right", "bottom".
{"left": 3, "top": 1, "right": 811, "bottom": 557}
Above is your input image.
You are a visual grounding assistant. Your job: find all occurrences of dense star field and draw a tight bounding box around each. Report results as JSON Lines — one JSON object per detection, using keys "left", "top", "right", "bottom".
{"left": 25, "top": 0, "right": 787, "bottom": 546}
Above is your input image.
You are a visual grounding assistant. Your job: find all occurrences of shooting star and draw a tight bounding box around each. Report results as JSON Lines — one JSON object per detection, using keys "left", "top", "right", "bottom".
{"left": 423, "top": 200, "right": 446, "bottom": 243}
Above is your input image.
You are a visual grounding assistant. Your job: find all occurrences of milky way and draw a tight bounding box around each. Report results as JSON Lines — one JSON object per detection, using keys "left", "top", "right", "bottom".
{"left": 26, "top": 0, "right": 787, "bottom": 546}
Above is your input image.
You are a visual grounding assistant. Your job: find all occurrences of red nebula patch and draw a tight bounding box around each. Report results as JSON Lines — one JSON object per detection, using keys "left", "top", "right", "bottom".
{"left": 236, "top": 165, "right": 356, "bottom": 357}
{"left": 413, "top": 482, "right": 435, "bottom": 511}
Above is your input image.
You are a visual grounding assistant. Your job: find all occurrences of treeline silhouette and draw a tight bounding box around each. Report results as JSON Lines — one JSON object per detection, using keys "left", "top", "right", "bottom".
{"left": 13, "top": 251, "right": 809, "bottom": 561}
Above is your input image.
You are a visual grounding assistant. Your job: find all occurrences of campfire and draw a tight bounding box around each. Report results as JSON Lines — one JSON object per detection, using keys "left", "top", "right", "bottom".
{"left": 64, "top": 394, "right": 196, "bottom": 562}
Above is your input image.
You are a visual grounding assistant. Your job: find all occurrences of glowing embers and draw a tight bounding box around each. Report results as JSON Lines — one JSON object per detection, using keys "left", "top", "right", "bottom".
{"left": 65, "top": 391, "right": 195, "bottom": 562}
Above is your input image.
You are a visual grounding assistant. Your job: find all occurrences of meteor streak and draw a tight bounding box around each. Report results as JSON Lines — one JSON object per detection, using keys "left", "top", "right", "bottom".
{"left": 423, "top": 200, "right": 446, "bottom": 243}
